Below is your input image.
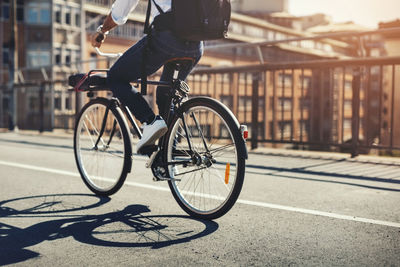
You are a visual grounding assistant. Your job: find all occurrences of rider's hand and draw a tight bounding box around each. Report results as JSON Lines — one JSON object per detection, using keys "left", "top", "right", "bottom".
{"left": 91, "top": 32, "right": 105, "bottom": 48}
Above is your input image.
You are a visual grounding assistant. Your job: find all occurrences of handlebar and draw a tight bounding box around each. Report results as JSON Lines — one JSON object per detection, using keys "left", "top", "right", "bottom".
{"left": 95, "top": 47, "right": 122, "bottom": 58}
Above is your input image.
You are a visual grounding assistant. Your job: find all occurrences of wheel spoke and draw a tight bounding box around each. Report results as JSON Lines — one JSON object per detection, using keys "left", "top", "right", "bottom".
{"left": 208, "top": 143, "right": 236, "bottom": 154}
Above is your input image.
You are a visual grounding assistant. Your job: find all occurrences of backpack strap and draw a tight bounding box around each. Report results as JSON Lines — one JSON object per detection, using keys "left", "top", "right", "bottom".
{"left": 144, "top": 0, "right": 164, "bottom": 35}
{"left": 152, "top": 0, "right": 164, "bottom": 14}
{"left": 142, "top": 0, "right": 165, "bottom": 95}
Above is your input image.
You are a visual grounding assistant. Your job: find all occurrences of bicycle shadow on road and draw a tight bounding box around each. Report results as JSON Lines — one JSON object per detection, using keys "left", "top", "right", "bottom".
{"left": 0, "top": 194, "right": 219, "bottom": 265}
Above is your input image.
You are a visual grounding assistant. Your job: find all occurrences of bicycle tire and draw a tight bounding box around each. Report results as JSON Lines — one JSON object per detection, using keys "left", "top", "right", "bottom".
{"left": 74, "top": 97, "right": 132, "bottom": 196}
{"left": 163, "top": 97, "right": 246, "bottom": 220}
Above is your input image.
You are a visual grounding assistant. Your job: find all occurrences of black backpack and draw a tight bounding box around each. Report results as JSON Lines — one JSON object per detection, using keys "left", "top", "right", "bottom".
{"left": 145, "top": 0, "right": 231, "bottom": 41}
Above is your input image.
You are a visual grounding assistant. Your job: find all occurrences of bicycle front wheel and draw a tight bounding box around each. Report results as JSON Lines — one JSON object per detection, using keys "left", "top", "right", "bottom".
{"left": 74, "top": 98, "right": 132, "bottom": 196}
{"left": 164, "top": 97, "right": 246, "bottom": 220}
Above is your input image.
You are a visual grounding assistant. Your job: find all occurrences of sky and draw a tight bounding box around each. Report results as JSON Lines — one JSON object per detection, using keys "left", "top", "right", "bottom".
{"left": 288, "top": 0, "right": 400, "bottom": 28}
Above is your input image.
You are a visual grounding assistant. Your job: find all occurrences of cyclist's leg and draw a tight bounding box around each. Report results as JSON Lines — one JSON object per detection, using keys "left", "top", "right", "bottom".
{"left": 108, "top": 30, "right": 202, "bottom": 123}
{"left": 107, "top": 37, "right": 165, "bottom": 124}
{"left": 156, "top": 62, "right": 175, "bottom": 121}
{"left": 156, "top": 54, "right": 202, "bottom": 122}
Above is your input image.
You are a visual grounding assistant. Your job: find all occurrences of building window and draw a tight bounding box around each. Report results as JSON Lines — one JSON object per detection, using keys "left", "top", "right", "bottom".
{"left": 54, "top": 5, "right": 61, "bottom": 23}
{"left": 277, "top": 97, "right": 292, "bottom": 111}
{"left": 17, "top": 0, "right": 24, "bottom": 21}
{"left": 239, "top": 96, "right": 264, "bottom": 111}
{"left": 65, "top": 55, "right": 71, "bottom": 65}
{"left": 65, "top": 97, "right": 71, "bottom": 110}
{"left": 65, "top": 7, "right": 71, "bottom": 25}
{"left": 65, "top": 49, "right": 72, "bottom": 66}
{"left": 55, "top": 53, "right": 61, "bottom": 65}
{"left": 54, "top": 48, "right": 62, "bottom": 65}
{"left": 278, "top": 73, "right": 293, "bottom": 88}
{"left": 1, "top": 0, "right": 10, "bottom": 20}
{"left": 298, "top": 120, "right": 310, "bottom": 137}
{"left": 75, "top": 12, "right": 80, "bottom": 27}
{"left": 278, "top": 121, "right": 292, "bottom": 138}
{"left": 299, "top": 98, "right": 311, "bottom": 110}
{"left": 54, "top": 96, "right": 61, "bottom": 110}
{"left": 2, "top": 46, "right": 10, "bottom": 65}
{"left": 301, "top": 76, "right": 311, "bottom": 90}
{"left": 27, "top": 46, "right": 51, "bottom": 67}
{"left": 26, "top": 1, "right": 50, "bottom": 25}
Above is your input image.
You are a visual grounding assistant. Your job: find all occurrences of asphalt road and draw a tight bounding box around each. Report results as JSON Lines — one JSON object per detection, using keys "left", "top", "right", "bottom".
{"left": 0, "top": 131, "right": 399, "bottom": 266}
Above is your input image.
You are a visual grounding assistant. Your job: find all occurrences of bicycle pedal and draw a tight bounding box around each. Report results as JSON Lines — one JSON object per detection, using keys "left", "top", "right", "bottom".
{"left": 139, "top": 145, "right": 158, "bottom": 156}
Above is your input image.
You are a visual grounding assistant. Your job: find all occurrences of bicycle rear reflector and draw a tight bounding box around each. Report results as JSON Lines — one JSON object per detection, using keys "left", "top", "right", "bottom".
{"left": 240, "top": 125, "right": 248, "bottom": 140}
{"left": 225, "top": 163, "right": 230, "bottom": 184}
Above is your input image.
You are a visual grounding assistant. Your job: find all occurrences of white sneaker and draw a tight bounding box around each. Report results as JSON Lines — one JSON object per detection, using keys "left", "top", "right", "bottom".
{"left": 136, "top": 115, "right": 168, "bottom": 154}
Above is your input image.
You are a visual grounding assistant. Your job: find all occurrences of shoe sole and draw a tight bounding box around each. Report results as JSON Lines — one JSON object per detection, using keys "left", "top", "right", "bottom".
{"left": 137, "top": 127, "right": 168, "bottom": 154}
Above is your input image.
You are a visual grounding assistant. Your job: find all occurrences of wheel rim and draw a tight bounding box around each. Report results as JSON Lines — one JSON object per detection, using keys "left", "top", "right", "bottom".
{"left": 75, "top": 103, "right": 126, "bottom": 193}
{"left": 167, "top": 106, "right": 239, "bottom": 215}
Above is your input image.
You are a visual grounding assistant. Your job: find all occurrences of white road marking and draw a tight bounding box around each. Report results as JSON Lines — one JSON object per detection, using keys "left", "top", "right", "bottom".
{"left": 1, "top": 159, "right": 399, "bottom": 228}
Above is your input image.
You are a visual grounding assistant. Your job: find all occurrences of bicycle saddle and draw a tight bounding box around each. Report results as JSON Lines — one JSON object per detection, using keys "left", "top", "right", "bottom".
{"left": 165, "top": 57, "right": 195, "bottom": 70}
{"left": 68, "top": 72, "right": 108, "bottom": 91}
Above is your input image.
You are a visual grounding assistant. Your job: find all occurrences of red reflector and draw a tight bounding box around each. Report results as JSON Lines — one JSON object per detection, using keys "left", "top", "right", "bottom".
{"left": 240, "top": 125, "right": 248, "bottom": 140}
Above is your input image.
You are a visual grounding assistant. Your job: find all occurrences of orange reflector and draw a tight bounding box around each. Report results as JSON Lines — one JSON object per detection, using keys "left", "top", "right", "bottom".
{"left": 225, "top": 163, "right": 230, "bottom": 184}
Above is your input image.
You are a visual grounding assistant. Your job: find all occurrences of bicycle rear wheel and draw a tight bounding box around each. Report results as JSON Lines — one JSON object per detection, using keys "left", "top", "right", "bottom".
{"left": 164, "top": 97, "right": 246, "bottom": 220}
{"left": 74, "top": 98, "right": 132, "bottom": 196}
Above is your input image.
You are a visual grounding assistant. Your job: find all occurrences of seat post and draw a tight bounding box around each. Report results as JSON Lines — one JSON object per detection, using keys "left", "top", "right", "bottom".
{"left": 165, "top": 58, "right": 195, "bottom": 80}
{"left": 173, "top": 63, "right": 181, "bottom": 80}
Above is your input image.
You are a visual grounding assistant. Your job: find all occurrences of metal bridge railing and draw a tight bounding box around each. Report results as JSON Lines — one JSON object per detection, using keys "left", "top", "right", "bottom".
{"left": 1, "top": 56, "right": 400, "bottom": 157}
{"left": 189, "top": 56, "right": 400, "bottom": 157}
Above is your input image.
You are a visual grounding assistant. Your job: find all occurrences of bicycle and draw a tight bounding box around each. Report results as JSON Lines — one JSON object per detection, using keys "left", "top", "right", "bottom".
{"left": 69, "top": 48, "right": 248, "bottom": 220}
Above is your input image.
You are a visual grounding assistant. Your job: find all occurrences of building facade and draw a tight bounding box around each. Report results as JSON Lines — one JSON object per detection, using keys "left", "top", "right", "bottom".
{"left": 3, "top": 0, "right": 391, "bottom": 154}
{"left": 232, "top": 0, "right": 288, "bottom": 14}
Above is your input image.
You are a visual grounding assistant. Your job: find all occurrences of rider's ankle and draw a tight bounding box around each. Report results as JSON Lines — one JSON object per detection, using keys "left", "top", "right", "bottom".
{"left": 145, "top": 114, "right": 156, "bottom": 124}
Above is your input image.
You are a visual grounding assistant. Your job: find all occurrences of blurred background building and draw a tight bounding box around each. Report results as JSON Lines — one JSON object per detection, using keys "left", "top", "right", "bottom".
{"left": 0, "top": 0, "right": 399, "bottom": 154}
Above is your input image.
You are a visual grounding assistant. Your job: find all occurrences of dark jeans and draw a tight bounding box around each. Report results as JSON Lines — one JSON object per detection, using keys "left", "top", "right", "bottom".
{"left": 107, "top": 30, "right": 203, "bottom": 123}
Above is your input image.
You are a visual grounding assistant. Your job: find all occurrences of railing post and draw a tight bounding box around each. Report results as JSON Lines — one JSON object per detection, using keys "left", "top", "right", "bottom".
{"left": 251, "top": 72, "right": 260, "bottom": 150}
{"left": 351, "top": 68, "right": 361, "bottom": 158}
{"left": 39, "top": 82, "right": 45, "bottom": 133}
{"left": 75, "top": 90, "right": 83, "bottom": 121}
{"left": 50, "top": 82, "right": 55, "bottom": 131}
{"left": 0, "top": 90, "right": 3, "bottom": 129}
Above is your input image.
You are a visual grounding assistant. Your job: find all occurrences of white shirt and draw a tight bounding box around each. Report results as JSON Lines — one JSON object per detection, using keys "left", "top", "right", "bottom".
{"left": 111, "top": 0, "right": 171, "bottom": 25}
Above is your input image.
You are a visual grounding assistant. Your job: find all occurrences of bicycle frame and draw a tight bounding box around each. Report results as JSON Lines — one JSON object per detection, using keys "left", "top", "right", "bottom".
{"left": 88, "top": 76, "right": 206, "bottom": 164}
